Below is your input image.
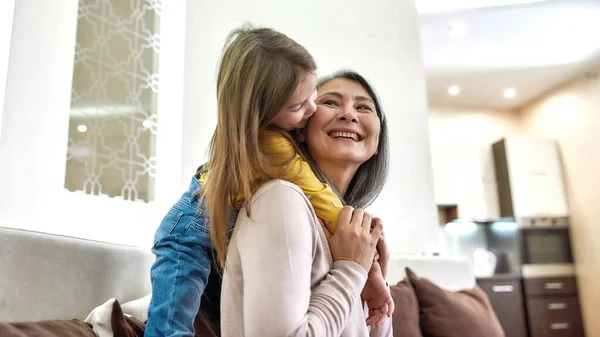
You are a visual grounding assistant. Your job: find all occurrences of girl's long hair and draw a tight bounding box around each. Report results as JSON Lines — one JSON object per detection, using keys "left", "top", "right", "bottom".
{"left": 202, "top": 25, "right": 316, "bottom": 267}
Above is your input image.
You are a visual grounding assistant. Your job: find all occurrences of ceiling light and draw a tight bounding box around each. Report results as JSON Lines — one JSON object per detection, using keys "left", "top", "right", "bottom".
{"left": 142, "top": 120, "right": 152, "bottom": 128}
{"left": 504, "top": 88, "right": 517, "bottom": 99}
{"left": 449, "top": 22, "right": 468, "bottom": 40}
{"left": 448, "top": 86, "right": 460, "bottom": 96}
{"left": 77, "top": 124, "right": 87, "bottom": 133}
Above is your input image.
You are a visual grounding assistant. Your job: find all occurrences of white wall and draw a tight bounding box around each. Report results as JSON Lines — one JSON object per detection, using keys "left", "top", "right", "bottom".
{"left": 519, "top": 73, "right": 600, "bottom": 337}
{"left": 0, "top": 0, "right": 437, "bottom": 254}
{"left": 428, "top": 106, "right": 523, "bottom": 220}
{"left": 181, "top": 0, "right": 438, "bottom": 254}
{"left": 0, "top": 0, "right": 187, "bottom": 248}
{"left": 0, "top": 0, "right": 16, "bottom": 138}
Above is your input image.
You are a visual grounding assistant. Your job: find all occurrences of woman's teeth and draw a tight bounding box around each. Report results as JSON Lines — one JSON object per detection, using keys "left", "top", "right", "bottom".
{"left": 329, "top": 131, "right": 359, "bottom": 141}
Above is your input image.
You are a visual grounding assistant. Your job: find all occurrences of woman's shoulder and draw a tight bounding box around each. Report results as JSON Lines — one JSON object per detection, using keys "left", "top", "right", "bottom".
{"left": 252, "top": 179, "right": 308, "bottom": 205}
{"left": 247, "top": 180, "right": 316, "bottom": 221}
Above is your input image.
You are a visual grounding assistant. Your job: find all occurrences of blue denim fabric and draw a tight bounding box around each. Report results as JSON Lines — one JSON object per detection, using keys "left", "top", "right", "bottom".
{"left": 145, "top": 177, "right": 213, "bottom": 337}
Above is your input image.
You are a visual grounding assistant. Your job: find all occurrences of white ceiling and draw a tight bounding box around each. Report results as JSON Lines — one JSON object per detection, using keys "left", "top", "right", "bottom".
{"left": 418, "top": 0, "right": 600, "bottom": 109}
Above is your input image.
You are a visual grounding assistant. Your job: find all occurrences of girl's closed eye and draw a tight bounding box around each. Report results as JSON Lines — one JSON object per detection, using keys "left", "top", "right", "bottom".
{"left": 291, "top": 103, "right": 303, "bottom": 112}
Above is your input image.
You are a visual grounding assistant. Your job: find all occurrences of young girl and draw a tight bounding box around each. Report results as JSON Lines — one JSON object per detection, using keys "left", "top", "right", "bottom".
{"left": 145, "top": 25, "right": 391, "bottom": 337}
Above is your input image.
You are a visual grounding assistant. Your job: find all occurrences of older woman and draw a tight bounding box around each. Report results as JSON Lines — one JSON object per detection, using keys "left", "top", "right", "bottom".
{"left": 220, "top": 70, "right": 392, "bottom": 337}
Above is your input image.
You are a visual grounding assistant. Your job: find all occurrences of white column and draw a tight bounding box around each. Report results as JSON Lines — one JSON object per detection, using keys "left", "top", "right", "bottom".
{"left": 154, "top": 0, "right": 187, "bottom": 206}
{"left": 0, "top": 0, "right": 78, "bottom": 220}
{"left": 181, "top": 0, "right": 439, "bottom": 253}
{"left": 0, "top": 0, "right": 16, "bottom": 139}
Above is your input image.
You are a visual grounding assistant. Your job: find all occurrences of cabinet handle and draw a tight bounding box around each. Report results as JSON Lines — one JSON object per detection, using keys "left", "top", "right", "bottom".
{"left": 545, "top": 282, "right": 564, "bottom": 290}
{"left": 492, "top": 285, "right": 514, "bottom": 293}
{"left": 548, "top": 302, "right": 567, "bottom": 310}
{"left": 550, "top": 323, "right": 570, "bottom": 330}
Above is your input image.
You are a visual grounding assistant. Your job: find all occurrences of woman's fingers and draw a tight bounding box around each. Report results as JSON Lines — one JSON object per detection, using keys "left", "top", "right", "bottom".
{"left": 376, "top": 302, "right": 389, "bottom": 328}
{"left": 361, "top": 211, "right": 372, "bottom": 233}
{"left": 386, "top": 293, "right": 395, "bottom": 317}
{"left": 366, "top": 310, "right": 381, "bottom": 326}
{"left": 370, "top": 217, "right": 384, "bottom": 239}
{"left": 329, "top": 207, "right": 380, "bottom": 271}
{"left": 350, "top": 208, "right": 364, "bottom": 228}
{"left": 338, "top": 206, "right": 354, "bottom": 230}
{"left": 372, "top": 217, "right": 390, "bottom": 278}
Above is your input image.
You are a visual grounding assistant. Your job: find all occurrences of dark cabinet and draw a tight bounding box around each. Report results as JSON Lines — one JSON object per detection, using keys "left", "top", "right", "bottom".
{"left": 527, "top": 297, "right": 585, "bottom": 337}
{"left": 477, "top": 276, "right": 528, "bottom": 337}
{"left": 524, "top": 277, "right": 585, "bottom": 337}
{"left": 479, "top": 276, "right": 586, "bottom": 337}
{"left": 523, "top": 277, "right": 578, "bottom": 297}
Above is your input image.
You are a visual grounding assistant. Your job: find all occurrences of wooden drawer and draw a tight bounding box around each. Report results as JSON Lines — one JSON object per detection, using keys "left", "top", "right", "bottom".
{"left": 524, "top": 277, "right": 578, "bottom": 297}
{"left": 527, "top": 297, "right": 585, "bottom": 337}
{"left": 477, "top": 279, "right": 528, "bottom": 337}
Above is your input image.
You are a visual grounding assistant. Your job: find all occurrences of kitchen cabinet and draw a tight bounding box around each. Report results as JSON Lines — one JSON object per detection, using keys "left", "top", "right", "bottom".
{"left": 524, "top": 277, "right": 585, "bottom": 337}
{"left": 493, "top": 137, "right": 569, "bottom": 219}
{"left": 478, "top": 275, "right": 528, "bottom": 337}
{"left": 478, "top": 275, "right": 586, "bottom": 337}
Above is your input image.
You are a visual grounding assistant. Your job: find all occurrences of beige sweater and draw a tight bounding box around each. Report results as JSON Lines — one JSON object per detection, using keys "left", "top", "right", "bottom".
{"left": 221, "top": 180, "right": 393, "bottom": 337}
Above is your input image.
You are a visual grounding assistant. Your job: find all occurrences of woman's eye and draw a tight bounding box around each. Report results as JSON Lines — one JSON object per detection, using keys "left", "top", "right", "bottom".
{"left": 357, "top": 104, "right": 373, "bottom": 112}
{"left": 323, "top": 100, "right": 339, "bottom": 106}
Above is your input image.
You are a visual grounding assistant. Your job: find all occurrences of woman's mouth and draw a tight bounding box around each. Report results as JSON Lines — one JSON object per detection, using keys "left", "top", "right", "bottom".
{"left": 328, "top": 131, "right": 363, "bottom": 141}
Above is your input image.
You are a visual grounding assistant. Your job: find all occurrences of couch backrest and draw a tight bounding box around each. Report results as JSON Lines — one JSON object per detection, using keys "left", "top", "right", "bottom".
{"left": 0, "top": 226, "right": 475, "bottom": 322}
{"left": 387, "top": 254, "right": 475, "bottom": 291}
{"left": 0, "top": 226, "right": 154, "bottom": 322}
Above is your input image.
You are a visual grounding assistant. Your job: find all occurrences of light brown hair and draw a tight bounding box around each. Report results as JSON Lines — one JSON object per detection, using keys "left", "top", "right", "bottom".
{"left": 202, "top": 24, "right": 317, "bottom": 267}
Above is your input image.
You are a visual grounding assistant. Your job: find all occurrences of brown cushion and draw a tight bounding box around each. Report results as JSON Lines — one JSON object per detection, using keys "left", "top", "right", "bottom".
{"left": 390, "top": 278, "right": 423, "bottom": 337}
{"left": 111, "top": 299, "right": 218, "bottom": 337}
{"left": 0, "top": 320, "right": 96, "bottom": 337}
{"left": 111, "top": 300, "right": 146, "bottom": 337}
{"left": 406, "top": 268, "right": 505, "bottom": 337}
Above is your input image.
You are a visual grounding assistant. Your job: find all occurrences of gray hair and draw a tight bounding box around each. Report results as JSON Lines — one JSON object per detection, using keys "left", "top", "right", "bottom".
{"left": 299, "top": 70, "right": 390, "bottom": 208}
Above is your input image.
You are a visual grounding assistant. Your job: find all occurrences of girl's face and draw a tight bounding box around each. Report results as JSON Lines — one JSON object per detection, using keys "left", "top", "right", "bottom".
{"left": 269, "top": 73, "right": 318, "bottom": 131}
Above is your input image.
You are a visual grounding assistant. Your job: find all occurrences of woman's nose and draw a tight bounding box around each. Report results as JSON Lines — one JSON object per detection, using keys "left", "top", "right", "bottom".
{"left": 338, "top": 107, "right": 359, "bottom": 123}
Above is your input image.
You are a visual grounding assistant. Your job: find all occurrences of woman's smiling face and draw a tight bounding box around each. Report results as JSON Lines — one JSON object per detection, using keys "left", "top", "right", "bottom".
{"left": 305, "top": 77, "right": 381, "bottom": 168}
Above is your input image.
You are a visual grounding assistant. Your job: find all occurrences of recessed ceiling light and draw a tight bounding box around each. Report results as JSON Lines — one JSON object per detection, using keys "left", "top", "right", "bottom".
{"left": 448, "top": 86, "right": 460, "bottom": 96}
{"left": 504, "top": 88, "right": 517, "bottom": 99}
{"left": 449, "top": 22, "right": 468, "bottom": 40}
{"left": 77, "top": 124, "right": 87, "bottom": 133}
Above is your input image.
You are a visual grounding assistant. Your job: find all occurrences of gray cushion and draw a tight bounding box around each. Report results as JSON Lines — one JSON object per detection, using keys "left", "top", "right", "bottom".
{"left": 0, "top": 226, "right": 154, "bottom": 322}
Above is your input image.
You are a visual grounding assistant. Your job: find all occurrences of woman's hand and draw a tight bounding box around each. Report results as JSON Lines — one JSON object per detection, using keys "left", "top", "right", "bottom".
{"left": 362, "top": 217, "right": 394, "bottom": 326}
{"left": 363, "top": 261, "right": 394, "bottom": 327}
{"left": 373, "top": 217, "right": 390, "bottom": 279}
{"left": 328, "top": 206, "right": 382, "bottom": 271}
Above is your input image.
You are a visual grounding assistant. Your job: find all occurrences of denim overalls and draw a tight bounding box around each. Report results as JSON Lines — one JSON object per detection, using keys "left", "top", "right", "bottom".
{"left": 145, "top": 168, "right": 233, "bottom": 337}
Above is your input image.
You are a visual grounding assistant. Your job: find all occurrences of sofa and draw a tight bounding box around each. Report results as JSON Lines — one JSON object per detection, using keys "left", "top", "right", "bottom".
{"left": 0, "top": 226, "right": 504, "bottom": 336}
{"left": 0, "top": 226, "right": 154, "bottom": 322}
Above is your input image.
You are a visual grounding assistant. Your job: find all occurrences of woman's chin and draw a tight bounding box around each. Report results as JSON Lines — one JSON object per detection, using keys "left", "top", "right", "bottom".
{"left": 327, "top": 143, "right": 370, "bottom": 164}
